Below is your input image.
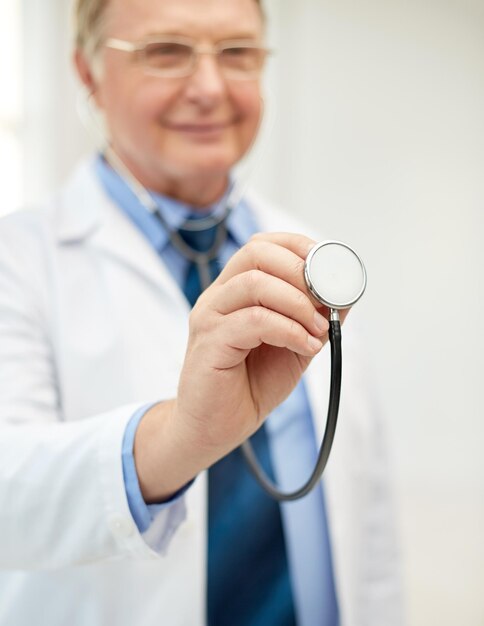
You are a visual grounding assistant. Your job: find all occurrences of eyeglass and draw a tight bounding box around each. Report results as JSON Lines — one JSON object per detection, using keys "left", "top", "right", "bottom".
{"left": 104, "top": 35, "right": 270, "bottom": 80}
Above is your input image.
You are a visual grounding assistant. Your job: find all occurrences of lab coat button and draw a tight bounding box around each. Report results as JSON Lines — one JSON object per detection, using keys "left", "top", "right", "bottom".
{"left": 108, "top": 514, "right": 134, "bottom": 539}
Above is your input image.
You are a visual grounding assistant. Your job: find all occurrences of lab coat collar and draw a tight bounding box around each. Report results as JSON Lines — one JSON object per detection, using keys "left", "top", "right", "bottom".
{"left": 53, "top": 158, "right": 103, "bottom": 243}
{"left": 53, "top": 158, "right": 189, "bottom": 309}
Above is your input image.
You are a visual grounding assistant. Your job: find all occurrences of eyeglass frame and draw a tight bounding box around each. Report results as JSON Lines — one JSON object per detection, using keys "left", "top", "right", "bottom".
{"left": 104, "top": 35, "right": 272, "bottom": 80}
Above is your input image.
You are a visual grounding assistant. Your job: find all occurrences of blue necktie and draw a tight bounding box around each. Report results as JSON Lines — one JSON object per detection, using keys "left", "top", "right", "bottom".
{"left": 178, "top": 216, "right": 221, "bottom": 306}
{"left": 178, "top": 217, "right": 297, "bottom": 626}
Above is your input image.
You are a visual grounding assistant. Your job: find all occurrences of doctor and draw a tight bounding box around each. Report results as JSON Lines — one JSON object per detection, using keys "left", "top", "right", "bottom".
{"left": 0, "top": 0, "right": 402, "bottom": 624}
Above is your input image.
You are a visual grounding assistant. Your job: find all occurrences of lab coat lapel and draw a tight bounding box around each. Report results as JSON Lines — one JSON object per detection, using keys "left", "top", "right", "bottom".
{"left": 54, "top": 159, "right": 189, "bottom": 312}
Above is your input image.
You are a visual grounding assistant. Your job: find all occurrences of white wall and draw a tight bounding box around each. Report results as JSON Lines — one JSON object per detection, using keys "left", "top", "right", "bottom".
{"left": 14, "top": 0, "right": 484, "bottom": 624}
{"left": 21, "top": 0, "right": 92, "bottom": 207}
{"left": 0, "top": 0, "right": 22, "bottom": 213}
{"left": 257, "top": 1, "right": 484, "bottom": 624}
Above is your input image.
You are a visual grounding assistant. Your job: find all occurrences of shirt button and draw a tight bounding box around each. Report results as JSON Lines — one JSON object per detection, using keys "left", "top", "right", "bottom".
{"left": 108, "top": 513, "right": 135, "bottom": 539}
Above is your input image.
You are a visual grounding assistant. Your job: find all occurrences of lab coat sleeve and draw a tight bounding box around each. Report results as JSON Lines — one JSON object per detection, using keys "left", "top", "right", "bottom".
{"left": 0, "top": 214, "right": 187, "bottom": 569}
{"left": 0, "top": 212, "right": 60, "bottom": 424}
{"left": 0, "top": 407, "right": 165, "bottom": 570}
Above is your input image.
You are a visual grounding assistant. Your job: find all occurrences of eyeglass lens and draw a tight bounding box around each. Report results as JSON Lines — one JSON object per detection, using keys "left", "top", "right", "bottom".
{"left": 140, "top": 41, "right": 265, "bottom": 78}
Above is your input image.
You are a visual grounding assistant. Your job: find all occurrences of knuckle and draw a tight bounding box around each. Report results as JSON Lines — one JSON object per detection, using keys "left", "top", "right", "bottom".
{"left": 189, "top": 295, "right": 215, "bottom": 334}
{"left": 294, "top": 289, "right": 309, "bottom": 309}
{"left": 248, "top": 306, "right": 270, "bottom": 327}
{"left": 292, "top": 258, "right": 306, "bottom": 282}
{"left": 243, "top": 268, "right": 264, "bottom": 292}
{"left": 288, "top": 317, "right": 302, "bottom": 340}
{"left": 243, "top": 240, "right": 258, "bottom": 257}
{"left": 247, "top": 306, "right": 262, "bottom": 325}
{"left": 242, "top": 239, "right": 264, "bottom": 264}
{"left": 295, "top": 257, "right": 306, "bottom": 276}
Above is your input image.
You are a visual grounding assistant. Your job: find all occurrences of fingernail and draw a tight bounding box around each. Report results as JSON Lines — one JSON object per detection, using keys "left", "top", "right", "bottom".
{"left": 308, "top": 335, "right": 323, "bottom": 352}
{"left": 314, "top": 311, "right": 329, "bottom": 333}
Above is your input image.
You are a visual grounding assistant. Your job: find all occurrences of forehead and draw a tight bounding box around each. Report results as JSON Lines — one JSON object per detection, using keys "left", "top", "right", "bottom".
{"left": 106, "top": 0, "right": 264, "bottom": 40}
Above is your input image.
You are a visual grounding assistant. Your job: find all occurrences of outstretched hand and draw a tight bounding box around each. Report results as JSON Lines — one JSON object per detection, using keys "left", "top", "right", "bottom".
{"left": 135, "top": 232, "right": 349, "bottom": 501}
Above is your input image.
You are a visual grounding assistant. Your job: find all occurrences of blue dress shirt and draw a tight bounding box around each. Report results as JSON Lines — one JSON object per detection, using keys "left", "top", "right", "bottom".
{"left": 95, "top": 155, "right": 339, "bottom": 626}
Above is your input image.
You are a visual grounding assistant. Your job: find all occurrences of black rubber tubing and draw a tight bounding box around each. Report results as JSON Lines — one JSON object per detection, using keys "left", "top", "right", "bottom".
{"left": 240, "top": 319, "right": 342, "bottom": 501}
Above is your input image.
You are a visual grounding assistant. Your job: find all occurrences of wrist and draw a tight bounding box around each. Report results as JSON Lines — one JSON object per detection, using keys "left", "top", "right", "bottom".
{"left": 133, "top": 400, "right": 199, "bottom": 502}
{"left": 134, "top": 398, "right": 243, "bottom": 503}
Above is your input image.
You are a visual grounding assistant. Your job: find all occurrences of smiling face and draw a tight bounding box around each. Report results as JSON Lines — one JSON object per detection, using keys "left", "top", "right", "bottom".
{"left": 76, "top": 0, "right": 265, "bottom": 204}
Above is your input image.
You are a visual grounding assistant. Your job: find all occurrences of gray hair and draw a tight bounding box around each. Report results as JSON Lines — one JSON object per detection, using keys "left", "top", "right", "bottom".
{"left": 74, "top": 0, "right": 110, "bottom": 61}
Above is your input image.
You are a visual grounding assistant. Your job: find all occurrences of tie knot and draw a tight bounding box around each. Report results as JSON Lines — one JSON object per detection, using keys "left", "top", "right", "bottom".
{"left": 178, "top": 215, "right": 219, "bottom": 253}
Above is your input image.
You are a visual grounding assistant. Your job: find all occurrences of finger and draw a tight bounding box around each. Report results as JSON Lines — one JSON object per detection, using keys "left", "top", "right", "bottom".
{"left": 248, "top": 232, "right": 317, "bottom": 259}
{"left": 217, "top": 307, "right": 324, "bottom": 360}
{"left": 241, "top": 234, "right": 353, "bottom": 325}
{"left": 210, "top": 270, "right": 329, "bottom": 337}
{"left": 216, "top": 239, "right": 321, "bottom": 307}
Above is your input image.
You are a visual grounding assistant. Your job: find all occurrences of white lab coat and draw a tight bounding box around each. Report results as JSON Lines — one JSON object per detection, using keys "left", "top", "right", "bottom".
{"left": 0, "top": 159, "right": 402, "bottom": 626}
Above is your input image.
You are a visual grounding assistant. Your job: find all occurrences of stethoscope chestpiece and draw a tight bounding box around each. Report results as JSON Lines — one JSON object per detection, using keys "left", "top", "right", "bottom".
{"left": 304, "top": 241, "right": 367, "bottom": 310}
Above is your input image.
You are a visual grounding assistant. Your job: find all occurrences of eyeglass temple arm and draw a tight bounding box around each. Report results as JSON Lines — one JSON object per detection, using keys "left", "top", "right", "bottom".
{"left": 105, "top": 38, "right": 138, "bottom": 52}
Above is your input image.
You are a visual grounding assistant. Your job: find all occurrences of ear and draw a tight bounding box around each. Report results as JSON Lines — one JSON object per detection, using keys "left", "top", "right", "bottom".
{"left": 74, "top": 48, "right": 100, "bottom": 102}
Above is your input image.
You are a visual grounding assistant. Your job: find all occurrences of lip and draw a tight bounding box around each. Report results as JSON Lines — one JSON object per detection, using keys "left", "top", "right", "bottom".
{"left": 164, "top": 122, "right": 232, "bottom": 133}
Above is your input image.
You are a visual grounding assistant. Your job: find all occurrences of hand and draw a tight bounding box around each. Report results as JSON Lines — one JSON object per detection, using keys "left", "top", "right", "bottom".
{"left": 176, "top": 233, "right": 349, "bottom": 455}
{"left": 135, "top": 233, "right": 349, "bottom": 501}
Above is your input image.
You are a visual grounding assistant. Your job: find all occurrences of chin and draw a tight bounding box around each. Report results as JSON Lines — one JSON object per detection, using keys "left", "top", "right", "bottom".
{"left": 178, "top": 151, "right": 240, "bottom": 176}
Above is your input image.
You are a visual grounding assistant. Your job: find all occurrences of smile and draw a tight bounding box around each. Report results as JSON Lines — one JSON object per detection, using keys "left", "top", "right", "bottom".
{"left": 164, "top": 122, "right": 233, "bottom": 133}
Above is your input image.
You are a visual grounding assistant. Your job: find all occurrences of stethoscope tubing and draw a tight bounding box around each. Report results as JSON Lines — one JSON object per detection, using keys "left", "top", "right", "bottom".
{"left": 240, "top": 316, "right": 342, "bottom": 501}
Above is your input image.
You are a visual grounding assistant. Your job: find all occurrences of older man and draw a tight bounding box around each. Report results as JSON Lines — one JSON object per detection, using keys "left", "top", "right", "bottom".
{"left": 0, "top": 0, "right": 402, "bottom": 624}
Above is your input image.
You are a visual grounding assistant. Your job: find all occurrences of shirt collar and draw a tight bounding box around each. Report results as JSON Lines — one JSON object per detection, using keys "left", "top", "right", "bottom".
{"left": 94, "top": 153, "right": 258, "bottom": 252}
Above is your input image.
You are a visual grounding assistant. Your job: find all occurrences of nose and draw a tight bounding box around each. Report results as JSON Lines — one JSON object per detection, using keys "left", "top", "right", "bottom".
{"left": 184, "top": 53, "right": 227, "bottom": 109}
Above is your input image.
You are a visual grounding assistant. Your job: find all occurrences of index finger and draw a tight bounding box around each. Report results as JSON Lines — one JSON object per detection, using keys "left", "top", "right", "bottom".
{"left": 217, "top": 233, "right": 311, "bottom": 287}
{"left": 249, "top": 232, "right": 317, "bottom": 260}
{"left": 214, "top": 233, "right": 325, "bottom": 312}
{"left": 246, "top": 233, "right": 352, "bottom": 324}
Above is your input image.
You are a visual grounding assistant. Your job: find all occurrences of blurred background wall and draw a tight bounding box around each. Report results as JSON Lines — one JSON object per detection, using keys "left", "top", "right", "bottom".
{"left": 1, "top": 0, "right": 483, "bottom": 624}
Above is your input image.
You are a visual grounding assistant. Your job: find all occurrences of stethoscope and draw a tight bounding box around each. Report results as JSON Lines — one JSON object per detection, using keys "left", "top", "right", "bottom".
{"left": 242, "top": 240, "right": 367, "bottom": 501}
{"left": 80, "top": 93, "right": 368, "bottom": 502}
{"left": 106, "top": 146, "right": 368, "bottom": 501}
